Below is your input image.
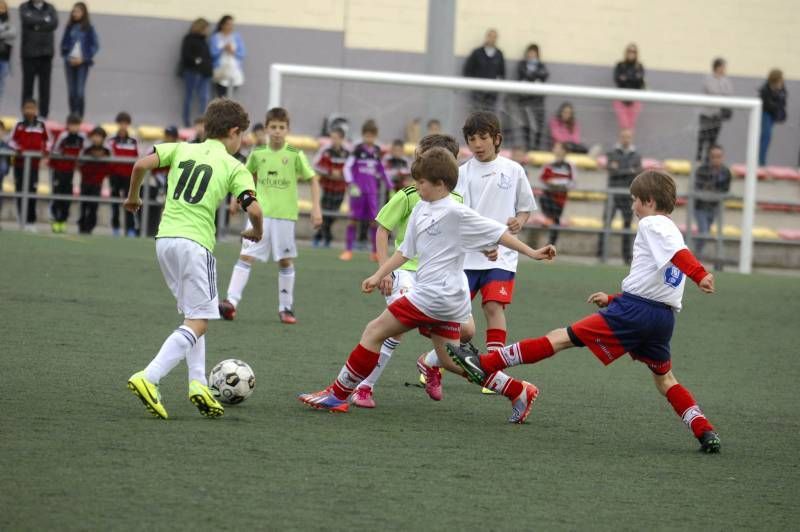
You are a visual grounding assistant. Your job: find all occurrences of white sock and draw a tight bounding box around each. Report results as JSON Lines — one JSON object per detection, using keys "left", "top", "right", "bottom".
{"left": 185, "top": 334, "right": 207, "bottom": 385}
{"left": 144, "top": 325, "right": 197, "bottom": 384}
{"left": 278, "top": 266, "right": 295, "bottom": 312}
{"left": 424, "top": 349, "right": 440, "bottom": 367}
{"left": 227, "top": 260, "right": 252, "bottom": 307}
{"left": 360, "top": 337, "right": 400, "bottom": 389}
{"left": 483, "top": 370, "right": 511, "bottom": 394}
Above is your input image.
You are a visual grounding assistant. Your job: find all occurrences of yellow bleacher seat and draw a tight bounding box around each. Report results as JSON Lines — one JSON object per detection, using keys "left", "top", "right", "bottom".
{"left": 37, "top": 183, "right": 51, "bottom": 194}
{"left": 528, "top": 151, "right": 555, "bottom": 166}
{"left": 137, "top": 125, "right": 164, "bottom": 141}
{"left": 724, "top": 199, "right": 743, "bottom": 210}
{"left": 752, "top": 227, "right": 780, "bottom": 240}
{"left": 101, "top": 122, "right": 119, "bottom": 136}
{"left": 565, "top": 153, "right": 599, "bottom": 170}
{"left": 403, "top": 142, "right": 417, "bottom": 157}
{"left": 2, "top": 180, "right": 13, "bottom": 193}
{"left": 663, "top": 159, "right": 692, "bottom": 175}
{"left": 569, "top": 216, "right": 604, "bottom": 229}
{"left": 286, "top": 135, "right": 319, "bottom": 151}
{"left": 1, "top": 115, "right": 17, "bottom": 129}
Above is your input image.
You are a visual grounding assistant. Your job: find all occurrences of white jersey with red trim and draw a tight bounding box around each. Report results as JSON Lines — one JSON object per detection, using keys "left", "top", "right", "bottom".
{"left": 456, "top": 155, "right": 536, "bottom": 272}
{"left": 399, "top": 196, "right": 507, "bottom": 322}
{"left": 621, "top": 215, "right": 688, "bottom": 310}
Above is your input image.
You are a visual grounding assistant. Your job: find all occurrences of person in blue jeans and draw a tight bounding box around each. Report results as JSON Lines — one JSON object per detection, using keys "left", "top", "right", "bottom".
{"left": 180, "top": 18, "right": 212, "bottom": 127}
{"left": 60, "top": 2, "right": 98, "bottom": 118}
{"left": 0, "top": 1, "right": 16, "bottom": 106}
{"left": 758, "top": 68, "right": 787, "bottom": 166}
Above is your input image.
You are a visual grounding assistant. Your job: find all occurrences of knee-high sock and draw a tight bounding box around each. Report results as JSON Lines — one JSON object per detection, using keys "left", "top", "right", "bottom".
{"left": 423, "top": 349, "right": 440, "bottom": 367}
{"left": 226, "top": 260, "right": 252, "bottom": 307}
{"left": 331, "top": 344, "right": 380, "bottom": 400}
{"left": 144, "top": 325, "right": 197, "bottom": 384}
{"left": 185, "top": 334, "right": 207, "bottom": 384}
{"left": 346, "top": 224, "right": 356, "bottom": 251}
{"left": 486, "top": 328, "right": 506, "bottom": 352}
{"left": 360, "top": 338, "right": 400, "bottom": 389}
{"left": 278, "top": 266, "right": 295, "bottom": 312}
{"left": 666, "top": 384, "right": 714, "bottom": 438}
{"left": 369, "top": 224, "right": 377, "bottom": 252}
{"left": 480, "top": 337, "right": 555, "bottom": 374}
{"left": 483, "top": 370, "right": 524, "bottom": 399}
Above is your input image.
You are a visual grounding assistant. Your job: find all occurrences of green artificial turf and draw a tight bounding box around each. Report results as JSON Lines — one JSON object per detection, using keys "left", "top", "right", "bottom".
{"left": 1, "top": 231, "right": 798, "bottom": 530}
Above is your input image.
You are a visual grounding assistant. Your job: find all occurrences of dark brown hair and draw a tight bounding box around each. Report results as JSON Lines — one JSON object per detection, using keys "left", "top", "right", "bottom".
{"left": 767, "top": 68, "right": 783, "bottom": 86}
{"left": 205, "top": 98, "right": 250, "bottom": 139}
{"left": 265, "top": 107, "right": 290, "bottom": 127}
{"left": 362, "top": 119, "right": 378, "bottom": 135}
{"left": 462, "top": 111, "right": 502, "bottom": 153}
{"left": 411, "top": 147, "right": 459, "bottom": 191}
{"left": 630, "top": 170, "right": 677, "bottom": 213}
{"left": 417, "top": 133, "right": 459, "bottom": 158}
{"left": 115, "top": 111, "right": 131, "bottom": 124}
{"left": 69, "top": 2, "right": 90, "bottom": 31}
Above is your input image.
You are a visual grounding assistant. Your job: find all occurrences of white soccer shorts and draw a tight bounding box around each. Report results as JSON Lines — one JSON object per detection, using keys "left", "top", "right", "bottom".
{"left": 240, "top": 217, "right": 297, "bottom": 262}
{"left": 385, "top": 269, "right": 417, "bottom": 305}
{"left": 156, "top": 237, "right": 220, "bottom": 320}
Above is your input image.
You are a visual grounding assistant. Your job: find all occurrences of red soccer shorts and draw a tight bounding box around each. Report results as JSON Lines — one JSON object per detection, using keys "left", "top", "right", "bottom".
{"left": 466, "top": 269, "right": 515, "bottom": 306}
{"left": 387, "top": 296, "right": 461, "bottom": 340}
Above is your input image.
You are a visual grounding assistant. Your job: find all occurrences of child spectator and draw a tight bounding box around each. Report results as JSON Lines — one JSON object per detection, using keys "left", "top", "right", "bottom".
{"left": 107, "top": 111, "right": 139, "bottom": 236}
{"left": 0, "top": 121, "right": 11, "bottom": 219}
{"left": 383, "top": 139, "right": 411, "bottom": 192}
{"left": 10, "top": 98, "right": 48, "bottom": 230}
{"left": 613, "top": 43, "right": 645, "bottom": 131}
{"left": 538, "top": 142, "right": 575, "bottom": 245}
{"left": 251, "top": 122, "right": 266, "bottom": 147}
{"left": 142, "top": 125, "right": 179, "bottom": 237}
{"left": 49, "top": 113, "right": 85, "bottom": 233}
{"left": 693, "top": 145, "right": 731, "bottom": 256}
{"left": 77, "top": 126, "right": 109, "bottom": 234}
{"left": 516, "top": 43, "right": 549, "bottom": 150}
{"left": 549, "top": 102, "right": 588, "bottom": 153}
{"left": 341, "top": 119, "right": 391, "bottom": 262}
{"left": 312, "top": 126, "right": 349, "bottom": 248}
{"left": 697, "top": 57, "right": 733, "bottom": 162}
{"left": 510, "top": 145, "right": 529, "bottom": 179}
{"left": 426, "top": 119, "right": 442, "bottom": 135}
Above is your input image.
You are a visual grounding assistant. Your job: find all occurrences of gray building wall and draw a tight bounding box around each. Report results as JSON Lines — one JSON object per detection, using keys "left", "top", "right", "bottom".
{"left": 2, "top": 9, "right": 797, "bottom": 166}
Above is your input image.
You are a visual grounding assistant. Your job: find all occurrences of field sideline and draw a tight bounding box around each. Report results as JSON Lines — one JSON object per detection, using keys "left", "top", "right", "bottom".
{"left": 1, "top": 231, "right": 798, "bottom": 530}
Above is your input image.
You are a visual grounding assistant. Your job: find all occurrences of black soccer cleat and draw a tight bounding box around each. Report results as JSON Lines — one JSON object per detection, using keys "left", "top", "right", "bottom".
{"left": 698, "top": 431, "right": 721, "bottom": 454}
{"left": 446, "top": 342, "right": 486, "bottom": 385}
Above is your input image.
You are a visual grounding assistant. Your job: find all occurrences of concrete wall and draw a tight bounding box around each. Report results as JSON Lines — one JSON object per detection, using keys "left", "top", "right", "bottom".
{"left": 1, "top": 1, "right": 797, "bottom": 165}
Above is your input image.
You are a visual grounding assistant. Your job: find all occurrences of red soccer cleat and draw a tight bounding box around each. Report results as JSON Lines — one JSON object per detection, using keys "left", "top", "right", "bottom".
{"left": 416, "top": 355, "right": 443, "bottom": 401}
{"left": 508, "top": 381, "right": 539, "bottom": 424}
{"left": 351, "top": 386, "right": 376, "bottom": 408}
{"left": 279, "top": 309, "right": 297, "bottom": 324}
{"left": 219, "top": 299, "right": 236, "bottom": 321}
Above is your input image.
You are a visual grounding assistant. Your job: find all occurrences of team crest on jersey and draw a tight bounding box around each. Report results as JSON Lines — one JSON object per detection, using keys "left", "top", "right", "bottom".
{"left": 425, "top": 220, "right": 442, "bottom": 236}
{"left": 497, "top": 173, "right": 512, "bottom": 189}
{"left": 282, "top": 157, "right": 288, "bottom": 165}
{"left": 664, "top": 265, "right": 684, "bottom": 288}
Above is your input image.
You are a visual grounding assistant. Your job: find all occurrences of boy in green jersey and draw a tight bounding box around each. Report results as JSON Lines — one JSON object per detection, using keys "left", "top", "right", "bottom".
{"left": 220, "top": 108, "right": 322, "bottom": 324}
{"left": 350, "top": 134, "right": 477, "bottom": 408}
{"left": 124, "top": 99, "right": 264, "bottom": 420}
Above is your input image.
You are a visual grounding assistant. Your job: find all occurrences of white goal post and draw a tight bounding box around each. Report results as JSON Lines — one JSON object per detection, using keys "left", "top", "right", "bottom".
{"left": 269, "top": 63, "right": 763, "bottom": 274}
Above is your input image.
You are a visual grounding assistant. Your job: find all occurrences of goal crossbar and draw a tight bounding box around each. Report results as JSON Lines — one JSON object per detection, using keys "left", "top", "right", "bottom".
{"left": 269, "top": 63, "right": 762, "bottom": 274}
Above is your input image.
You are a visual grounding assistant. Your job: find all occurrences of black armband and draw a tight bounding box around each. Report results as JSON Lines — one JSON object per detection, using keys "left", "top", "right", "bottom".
{"left": 237, "top": 190, "right": 257, "bottom": 210}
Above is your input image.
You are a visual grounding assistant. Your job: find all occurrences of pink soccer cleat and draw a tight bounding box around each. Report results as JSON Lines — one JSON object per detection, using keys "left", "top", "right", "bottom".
{"left": 416, "top": 355, "right": 443, "bottom": 401}
{"left": 351, "top": 386, "right": 376, "bottom": 408}
{"left": 508, "top": 381, "right": 539, "bottom": 424}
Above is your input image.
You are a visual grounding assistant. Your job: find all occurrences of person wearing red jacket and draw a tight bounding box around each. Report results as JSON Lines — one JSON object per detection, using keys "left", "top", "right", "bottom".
{"left": 77, "top": 126, "right": 109, "bottom": 234}
{"left": 106, "top": 111, "right": 139, "bottom": 236}
{"left": 10, "top": 98, "right": 48, "bottom": 228}
{"left": 49, "top": 113, "right": 85, "bottom": 233}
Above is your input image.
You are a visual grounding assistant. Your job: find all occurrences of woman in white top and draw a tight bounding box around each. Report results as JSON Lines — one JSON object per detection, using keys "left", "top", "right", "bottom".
{"left": 210, "top": 14, "right": 245, "bottom": 98}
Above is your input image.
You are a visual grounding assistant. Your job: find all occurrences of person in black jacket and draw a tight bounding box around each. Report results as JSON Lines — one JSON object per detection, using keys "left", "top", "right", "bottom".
{"left": 19, "top": 0, "right": 58, "bottom": 118}
{"left": 758, "top": 68, "right": 787, "bottom": 165}
{"left": 516, "top": 43, "right": 548, "bottom": 150}
{"left": 181, "top": 18, "right": 213, "bottom": 127}
{"left": 693, "top": 145, "right": 731, "bottom": 256}
{"left": 462, "top": 29, "right": 505, "bottom": 112}
{"left": 612, "top": 43, "right": 645, "bottom": 132}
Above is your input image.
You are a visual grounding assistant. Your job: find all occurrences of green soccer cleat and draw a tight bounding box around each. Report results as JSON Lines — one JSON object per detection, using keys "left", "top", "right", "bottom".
{"left": 698, "top": 431, "right": 721, "bottom": 454}
{"left": 446, "top": 343, "right": 487, "bottom": 385}
{"left": 188, "top": 380, "right": 225, "bottom": 418}
{"left": 127, "top": 371, "right": 168, "bottom": 419}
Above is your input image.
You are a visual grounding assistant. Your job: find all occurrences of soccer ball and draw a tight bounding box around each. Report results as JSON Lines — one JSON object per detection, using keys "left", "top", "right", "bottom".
{"left": 209, "top": 359, "right": 255, "bottom": 404}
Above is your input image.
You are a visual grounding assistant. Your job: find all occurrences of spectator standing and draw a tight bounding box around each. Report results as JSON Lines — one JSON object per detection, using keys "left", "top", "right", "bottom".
{"left": 180, "top": 18, "right": 212, "bottom": 127}
{"left": 612, "top": 43, "right": 645, "bottom": 132}
{"left": 758, "top": 68, "right": 787, "bottom": 166}
{"left": 0, "top": 121, "right": 11, "bottom": 218}
{"left": 10, "top": 98, "right": 48, "bottom": 230}
{"left": 693, "top": 145, "right": 731, "bottom": 256}
{"left": 60, "top": 2, "right": 98, "bottom": 118}
{"left": 597, "top": 128, "right": 641, "bottom": 263}
{"left": 312, "top": 127, "right": 349, "bottom": 248}
{"left": 49, "top": 113, "right": 85, "bottom": 233}
{"left": 516, "top": 43, "right": 549, "bottom": 150}
{"left": 383, "top": 139, "right": 411, "bottom": 192}
{"left": 19, "top": 0, "right": 58, "bottom": 118}
{"left": 210, "top": 15, "right": 245, "bottom": 98}
{"left": 538, "top": 142, "right": 575, "bottom": 246}
{"left": 107, "top": 112, "right": 139, "bottom": 237}
{"left": 696, "top": 57, "right": 733, "bottom": 161}
{"left": 0, "top": 1, "right": 16, "bottom": 106}
{"left": 77, "top": 126, "right": 108, "bottom": 234}
{"left": 549, "top": 102, "right": 588, "bottom": 153}
{"left": 462, "top": 28, "right": 505, "bottom": 111}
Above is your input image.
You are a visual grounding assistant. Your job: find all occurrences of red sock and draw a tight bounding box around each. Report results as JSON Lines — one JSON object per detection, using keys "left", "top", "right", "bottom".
{"left": 486, "top": 328, "right": 506, "bottom": 352}
{"left": 483, "top": 371, "right": 524, "bottom": 399}
{"left": 331, "top": 344, "right": 379, "bottom": 400}
{"left": 666, "top": 384, "right": 714, "bottom": 438}
{"left": 479, "top": 336, "right": 555, "bottom": 374}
